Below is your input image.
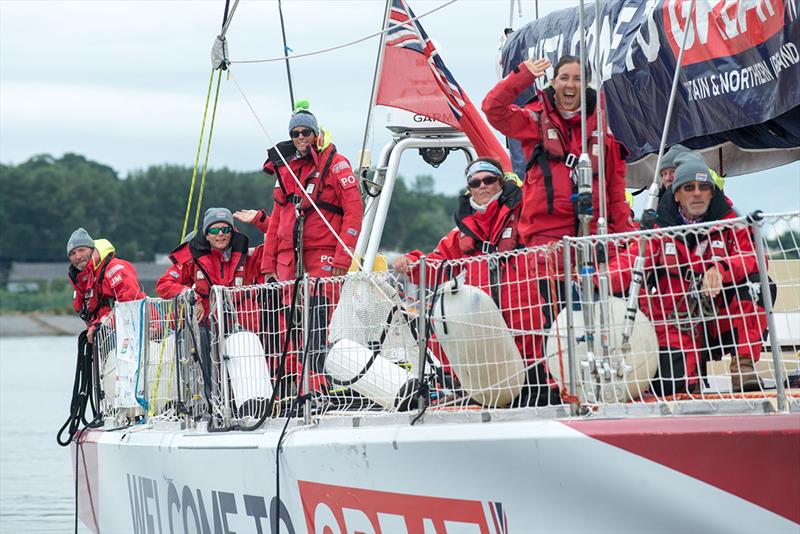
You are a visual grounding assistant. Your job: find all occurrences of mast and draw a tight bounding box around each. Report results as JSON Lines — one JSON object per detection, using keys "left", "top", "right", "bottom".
{"left": 357, "top": 0, "right": 393, "bottom": 178}
{"left": 277, "top": 0, "right": 296, "bottom": 109}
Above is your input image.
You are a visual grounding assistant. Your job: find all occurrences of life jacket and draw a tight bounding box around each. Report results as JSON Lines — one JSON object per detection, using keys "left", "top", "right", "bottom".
{"left": 169, "top": 231, "right": 250, "bottom": 302}
{"left": 526, "top": 86, "right": 604, "bottom": 215}
{"left": 455, "top": 180, "right": 522, "bottom": 255}
{"left": 266, "top": 141, "right": 343, "bottom": 217}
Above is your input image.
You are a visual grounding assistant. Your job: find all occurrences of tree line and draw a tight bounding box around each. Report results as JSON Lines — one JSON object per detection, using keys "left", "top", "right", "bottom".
{"left": 1, "top": 153, "right": 460, "bottom": 263}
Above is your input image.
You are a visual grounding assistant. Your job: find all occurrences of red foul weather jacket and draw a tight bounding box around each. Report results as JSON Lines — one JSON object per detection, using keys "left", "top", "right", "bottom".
{"left": 609, "top": 191, "right": 766, "bottom": 384}
{"left": 261, "top": 140, "right": 363, "bottom": 280}
{"left": 404, "top": 181, "right": 546, "bottom": 366}
{"left": 156, "top": 231, "right": 263, "bottom": 329}
{"left": 69, "top": 239, "right": 144, "bottom": 328}
{"left": 482, "top": 64, "right": 633, "bottom": 249}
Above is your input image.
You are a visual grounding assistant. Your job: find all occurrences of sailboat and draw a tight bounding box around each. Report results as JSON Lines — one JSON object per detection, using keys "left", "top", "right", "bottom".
{"left": 62, "top": 1, "right": 800, "bottom": 533}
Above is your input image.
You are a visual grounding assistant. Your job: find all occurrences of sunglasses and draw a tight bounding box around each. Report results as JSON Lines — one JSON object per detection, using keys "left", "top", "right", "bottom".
{"left": 467, "top": 174, "right": 500, "bottom": 189}
{"left": 290, "top": 128, "right": 315, "bottom": 139}
{"left": 207, "top": 226, "right": 232, "bottom": 235}
{"left": 680, "top": 182, "right": 713, "bottom": 193}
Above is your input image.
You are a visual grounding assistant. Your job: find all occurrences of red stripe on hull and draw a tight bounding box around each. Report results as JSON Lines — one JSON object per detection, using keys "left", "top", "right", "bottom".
{"left": 73, "top": 430, "right": 102, "bottom": 534}
{"left": 564, "top": 414, "right": 800, "bottom": 523}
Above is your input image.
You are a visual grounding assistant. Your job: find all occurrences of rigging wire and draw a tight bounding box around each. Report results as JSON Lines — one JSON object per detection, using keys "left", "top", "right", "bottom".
{"left": 277, "top": 0, "right": 296, "bottom": 109}
{"left": 357, "top": 0, "right": 392, "bottom": 180}
{"left": 230, "top": 0, "right": 458, "bottom": 64}
{"left": 192, "top": 70, "right": 224, "bottom": 233}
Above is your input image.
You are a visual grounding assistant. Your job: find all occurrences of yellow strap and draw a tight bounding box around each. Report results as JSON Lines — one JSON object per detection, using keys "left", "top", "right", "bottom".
{"left": 192, "top": 69, "right": 224, "bottom": 234}
{"left": 181, "top": 68, "right": 216, "bottom": 241}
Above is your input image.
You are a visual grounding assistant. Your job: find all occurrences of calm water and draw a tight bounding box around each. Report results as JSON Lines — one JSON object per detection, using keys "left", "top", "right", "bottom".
{"left": 1, "top": 336, "right": 91, "bottom": 533}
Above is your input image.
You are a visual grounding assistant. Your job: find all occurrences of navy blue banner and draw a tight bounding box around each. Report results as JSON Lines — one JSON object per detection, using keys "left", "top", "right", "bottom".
{"left": 501, "top": 0, "right": 800, "bottom": 166}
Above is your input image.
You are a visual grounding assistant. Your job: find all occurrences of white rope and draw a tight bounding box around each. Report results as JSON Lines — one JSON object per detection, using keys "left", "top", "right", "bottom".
{"left": 230, "top": 0, "right": 458, "bottom": 64}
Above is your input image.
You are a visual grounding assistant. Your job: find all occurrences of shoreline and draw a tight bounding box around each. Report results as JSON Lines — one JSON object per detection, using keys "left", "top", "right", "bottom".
{"left": 0, "top": 314, "right": 84, "bottom": 337}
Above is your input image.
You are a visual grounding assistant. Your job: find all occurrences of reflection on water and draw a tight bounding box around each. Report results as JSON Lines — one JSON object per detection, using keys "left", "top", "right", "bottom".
{"left": 1, "top": 336, "right": 91, "bottom": 533}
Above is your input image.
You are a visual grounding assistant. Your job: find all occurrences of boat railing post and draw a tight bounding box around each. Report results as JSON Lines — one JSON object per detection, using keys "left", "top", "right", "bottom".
{"left": 749, "top": 212, "right": 786, "bottom": 411}
{"left": 214, "top": 286, "right": 232, "bottom": 426}
{"left": 302, "top": 274, "right": 312, "bottom": 425}
{"left": 91, "top": 338, "right": 103, "bottom": 422}
{"left": 563, "top": 238, "right": 579, "bottom": 415}
{"left": 415, "top": 256, "right": 428, "bottom": 416}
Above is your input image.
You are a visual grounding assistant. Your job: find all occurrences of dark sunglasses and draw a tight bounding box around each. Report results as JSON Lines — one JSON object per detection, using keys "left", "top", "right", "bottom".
{"left": 290, "top": 128, "right": 315, "bottom": 139}
{"left": 467, "top": 174, "right": 500, "bottom": 189}
{"left": 207, "top": 226, "right": 232, "bottom": 235}
{"left": 680, "top": 182, "right": 713, "bottom": 193}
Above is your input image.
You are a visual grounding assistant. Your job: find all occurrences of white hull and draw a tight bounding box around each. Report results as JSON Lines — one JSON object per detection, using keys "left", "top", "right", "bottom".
{"left": 76, "top": 412, "right": 800, "bottom": 534}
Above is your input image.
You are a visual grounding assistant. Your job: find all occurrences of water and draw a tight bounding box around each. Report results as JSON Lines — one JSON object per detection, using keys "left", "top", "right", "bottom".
{"left": 1, "top": 336, "right": 91, "bottom": 533}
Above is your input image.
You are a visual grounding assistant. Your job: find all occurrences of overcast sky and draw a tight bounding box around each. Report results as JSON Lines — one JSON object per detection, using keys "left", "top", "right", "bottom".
{"left": 1, "top": 0, "right": 798, "bottom": 217}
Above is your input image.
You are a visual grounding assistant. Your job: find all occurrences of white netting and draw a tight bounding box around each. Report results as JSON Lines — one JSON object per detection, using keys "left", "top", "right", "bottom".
{"left": 89, "top": 212, "right": 799, "bottom": 428}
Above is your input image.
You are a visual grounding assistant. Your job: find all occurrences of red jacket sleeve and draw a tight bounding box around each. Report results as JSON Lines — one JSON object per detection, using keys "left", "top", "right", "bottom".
{"left": 481, "top": 63, "right": 542, "bottom": 144}
{"left": 714, "top": 225, "right": 758, "bottom": 284}
{"left": 605, "top": 143, "right": 635, "bottom": 234}
{"left": 156, "top": 263, "right": 193, "bottom": 299}
{"left": 102, "top": 261, "right": 144, "bottom": 303}
{"left": 260, "top": 201, "right": 281, "bottom": 274}
{"left": 330, "top": 157, "right": 364, "bottom": 271}
{"left": 405, "top": 228, "right": 464, "bottom": 284}
{"left": 252, "top": 210, "right": 271, "bottom": 234}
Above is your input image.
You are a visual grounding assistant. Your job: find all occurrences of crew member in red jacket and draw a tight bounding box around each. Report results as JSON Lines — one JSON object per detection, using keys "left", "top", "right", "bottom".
{"left": 67, "top": 228, "right": 144, "bottom": 343}
{"left": 260, "top": 105, "right": 364, "bottom": 384}
{"left": 393, "top": 158, "right": 556, "bottom": 406}
{"left": 609, "top": 153, "right": 769, "bottom": 394}
{"left": 261, "top": 106, "right": 363, "bottom": 281}
{"left": 482, "top": 55, "right": 633, "bottom": 247}
{"left": 156, "top": 208, "right": 263, "bottom": 331}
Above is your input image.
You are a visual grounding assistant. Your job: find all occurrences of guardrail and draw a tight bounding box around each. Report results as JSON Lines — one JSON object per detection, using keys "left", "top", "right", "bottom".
{"left": 91, "top": 211, "right": 800, "bottom": 429}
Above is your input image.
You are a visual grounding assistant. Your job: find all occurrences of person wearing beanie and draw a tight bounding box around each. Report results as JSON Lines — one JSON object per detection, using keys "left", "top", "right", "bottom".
{"left": 258, "top": 101, "right": 364, "bottom": 394}
{"left": 156, "top": 207, "right": 263, "bottom": 328}
{"left": 658, "top": 144, "right": 692, "bottom": 190}
{"left": 392, "top": 157, "right": 557, "bottom": 407}
{"left": 609, "top": 151, "right": 771, "bottom": 395}
{"left": 66, "top": 229, "right": 144, "bottom": 343}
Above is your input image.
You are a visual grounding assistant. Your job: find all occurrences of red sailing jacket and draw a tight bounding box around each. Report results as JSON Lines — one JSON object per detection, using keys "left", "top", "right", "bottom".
{"left": 69, "top": 240, "right": 144, "bottom": 327}
{"left": 609, "top": 191, "right": 763, "bottom": 375}
{"left": 261, "top": 140, "right": 363, "bottom": 280}
{"left": 156, "top": 231, "right": 259, "bottom": 323}
{"left": 482, "top": 64, "right": 633, "bottom": 246}
{"left": 404, "top": 182, "right": 545, "bottom": 364}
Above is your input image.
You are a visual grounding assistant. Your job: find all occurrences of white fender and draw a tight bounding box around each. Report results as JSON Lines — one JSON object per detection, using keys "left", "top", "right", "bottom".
{"left": 325, "top": 339, "right": 417, "bottom": 411}
{"left": 223, "top": 330, "right": 273, "bottom": 409}
{"left": 430, "top": 278, "right": 526, "bottom": 407}
{"left": 329, "top": 276, "right": 418, "bottom": 368}
{"left": 545, "top": 297, "right": 659, "bottom": 402}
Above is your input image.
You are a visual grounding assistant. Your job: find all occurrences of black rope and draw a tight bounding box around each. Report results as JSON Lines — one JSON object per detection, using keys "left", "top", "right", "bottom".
{"left": 57, "top": 331, "right": 102, "bottom": 447}
{"left": 221, "top": 0, "right": 231, "bottom": 30}
{"left": 274, "top": 278, "right": 320, "bottom": 534}
{"left": 277, "top": 0, "right": 296, "bottom": 110}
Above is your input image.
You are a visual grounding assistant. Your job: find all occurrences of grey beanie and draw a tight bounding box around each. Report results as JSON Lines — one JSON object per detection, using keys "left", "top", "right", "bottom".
{"left": 202, "top": 207, "right": 234, "bottom": 235}
{"left": 671, "top": 152, "right": 713, "bottom": 193}
{"left": 67, "top": 227, "right": 94, "bottom": 255}
{"left": 288, "top": 110, "right": 319, "bottom": 136}
{"left": 659, "top": 144, "right": 691, "bottom": 172}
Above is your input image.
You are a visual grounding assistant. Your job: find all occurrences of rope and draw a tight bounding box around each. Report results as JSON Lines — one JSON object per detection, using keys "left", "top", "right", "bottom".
{"left": 180, "top": 68, "right": 216, "bottom": 241}
{"left": 192, "top": 69, "right": 225, "bottom": 233}
{"left": 231, "top": 0, "right": 458, "bottom": 64}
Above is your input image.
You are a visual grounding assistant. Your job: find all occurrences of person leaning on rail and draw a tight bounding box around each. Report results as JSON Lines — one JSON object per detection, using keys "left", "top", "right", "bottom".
{"left": 156, "top": 208, "right": 264, "bottom": 330}
{"left": 66, "top": 228, "right": 145, "bottom": 344}
{"left": 608, "top": 153, "right": 772, "bottom": 394}
{"left": 482, "top": 55, "right": 634, "bottom": 333}
{"left": 392, "top": 158, "right": 558, "bottom": 407}
{"left": 258, "top": 103, "right": 364, "bottom": 393}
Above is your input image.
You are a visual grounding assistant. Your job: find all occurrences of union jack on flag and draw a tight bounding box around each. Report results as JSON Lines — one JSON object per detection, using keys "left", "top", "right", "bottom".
{"left": 385, "top": 0, "right": 466, "bottom": 120}
{"left": 376, "top": 0, "right": 512, "bottom": 170}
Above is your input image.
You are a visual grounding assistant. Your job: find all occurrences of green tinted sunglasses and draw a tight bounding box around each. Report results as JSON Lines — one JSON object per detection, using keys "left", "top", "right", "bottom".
{"left": 207, "top": 226, "right": 232, "bottom": 235}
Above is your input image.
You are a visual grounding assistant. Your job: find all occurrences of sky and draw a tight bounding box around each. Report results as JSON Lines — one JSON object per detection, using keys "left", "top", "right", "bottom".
{"left": 1, "top": 0, "right": 798, "bottom": 218}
